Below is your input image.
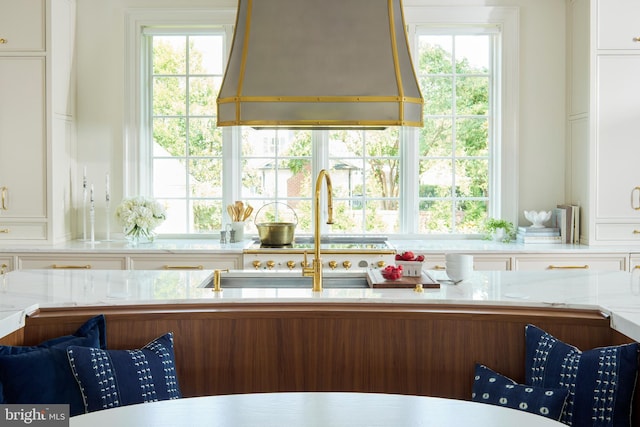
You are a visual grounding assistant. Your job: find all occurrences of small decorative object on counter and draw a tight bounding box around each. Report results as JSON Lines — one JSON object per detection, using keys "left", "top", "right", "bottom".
{"left": 394, "top": 251, "right": 425, "bottom": 277}
{"left": 482, "top": 218, "right": 515, "bottom": 243}
{"left": 523, "top": 210, "right": 552, "bottom": 228}
{"left": 115, "top": 196, "right": 166, "bottom": 245}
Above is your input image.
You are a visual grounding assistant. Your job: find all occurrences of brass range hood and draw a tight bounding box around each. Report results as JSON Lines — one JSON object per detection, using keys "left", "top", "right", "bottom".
{"left": 216, "top": 0, "right": 423, "bottom": 129}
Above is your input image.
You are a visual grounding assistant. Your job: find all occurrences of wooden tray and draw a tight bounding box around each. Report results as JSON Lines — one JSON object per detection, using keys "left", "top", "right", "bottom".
{"left": 366, "top": 269, "right": 440, "bottom": 289}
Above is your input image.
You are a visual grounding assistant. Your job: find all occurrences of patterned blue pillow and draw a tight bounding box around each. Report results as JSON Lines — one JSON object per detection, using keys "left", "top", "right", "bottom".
{"left": 0, "top": 314, "right": 106, "bottom": 417}
{"left": 525, "top": 324, "right": 640, "bottom": 427}
{"left": 472, "top": 363, "right": 569, "bottom": 421}
{"left": 67, "top": 332, "right": 181, "bottom": 413}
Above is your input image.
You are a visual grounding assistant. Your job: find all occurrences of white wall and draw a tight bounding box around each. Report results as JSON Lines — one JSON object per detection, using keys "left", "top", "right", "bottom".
{"left": 75, "top": 0, "right": 566, "bottom": 236}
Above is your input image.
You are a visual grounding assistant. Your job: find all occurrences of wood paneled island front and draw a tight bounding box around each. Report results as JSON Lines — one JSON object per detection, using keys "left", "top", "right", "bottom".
{"left": 22, "top": 302, "right": 628, "bottom": 400}
{"left": 1, "top": 269, "right": 639, "bottom": 422}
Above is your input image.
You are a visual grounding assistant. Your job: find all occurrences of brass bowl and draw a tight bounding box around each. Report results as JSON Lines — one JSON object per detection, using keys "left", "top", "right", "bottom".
{"left": 256, "top": 222, "right": 296, "bottom": 246}
{"left": 254, "top": 202, "right": 298, "bottom": 246}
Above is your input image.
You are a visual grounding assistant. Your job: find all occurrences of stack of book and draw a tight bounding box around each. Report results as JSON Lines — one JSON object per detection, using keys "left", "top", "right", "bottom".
{"left": 552, "top": 204, "right": 580, "bottom": 244}
{"left": 516, "top": 226, "right": 561, "bottom": 244}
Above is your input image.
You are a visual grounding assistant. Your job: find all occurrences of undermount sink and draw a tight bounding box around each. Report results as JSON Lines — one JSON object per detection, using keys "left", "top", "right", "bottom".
{"left": 199, "top": 270, "right": 369, "bottom": 289}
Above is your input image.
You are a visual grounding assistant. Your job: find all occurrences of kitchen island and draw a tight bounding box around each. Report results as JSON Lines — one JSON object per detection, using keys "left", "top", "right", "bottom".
{"left": 1, "top": 268, "right": 639, "bottom": 421}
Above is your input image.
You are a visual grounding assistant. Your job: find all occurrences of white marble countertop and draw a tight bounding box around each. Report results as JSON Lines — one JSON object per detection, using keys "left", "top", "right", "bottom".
{"left": 1, "top": 268, "right": 640, "bottom": 342}
{"left": 1, "top": 238, "right": 639, "bottom": 254}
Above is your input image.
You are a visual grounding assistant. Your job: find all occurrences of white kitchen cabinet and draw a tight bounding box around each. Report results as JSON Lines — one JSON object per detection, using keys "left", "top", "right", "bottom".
{"left": 129, "top": 254, "right": 242, "bottom": 270}
{"left": 0, "top": 0, "right": 45, "bottom": 52}
{"left": 16, "top": 254, "right": 127, "bottom": 270}
{"left": 596, "top": 0, "right": 640, "bottom": 50}
{"left": 595, "top": 55, "right": 640, "bottom": 222}
{"left": 0, "top": 0, "right": 75, "bottom": 243}
{"left": 513, "top": 254, "right": 626, "bottom": 271}
{"left": 0, "top": 58, "right": 47, "bottom": 223}
{"left": 567, "top": 0, "right": 640, "bottom": 245}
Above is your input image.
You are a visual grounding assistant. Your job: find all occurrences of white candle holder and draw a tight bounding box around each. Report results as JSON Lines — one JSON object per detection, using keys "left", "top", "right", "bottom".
{"left": 81, "top": 179, "right": 87, "bottom": 241}
{"left": 85, "top": 184, "right": 100, "bottom": 245}
{"left": 104, "top": 172, "right": 112, "bottom": 241}
{"left": 89, "top": 200, "right": 96, "bottom": 243}
{"left": 104, "top": 200, "right": 112, "bottom": 242}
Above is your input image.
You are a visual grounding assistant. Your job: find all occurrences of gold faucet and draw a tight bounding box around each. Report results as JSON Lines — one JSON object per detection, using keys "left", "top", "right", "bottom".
{"left": 212, "top": 269, "right": 229, "bottom": 292}
{"left": 302, "top": 169, "right": 334, "bottom": 292}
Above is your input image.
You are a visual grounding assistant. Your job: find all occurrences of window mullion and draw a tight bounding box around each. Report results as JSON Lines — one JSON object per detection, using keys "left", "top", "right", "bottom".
{"left": 223, "top": 126, "right": 242, "bottom": 223}
{"left": 400, "top": 127, "right": 419, "bottom": 234}
{"left": 312, "top": 130, "right": 329, "bottom": 233}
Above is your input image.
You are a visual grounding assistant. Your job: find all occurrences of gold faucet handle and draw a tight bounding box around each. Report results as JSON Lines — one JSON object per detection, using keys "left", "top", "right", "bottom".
{"left": 213, "top": 268, "right": 229, "bottom": 292}
{"left": 301, "top": 251, "right": 311, "bottom": 268}
{"left": 302, "top": 251, "right": 313, "bottom": 276}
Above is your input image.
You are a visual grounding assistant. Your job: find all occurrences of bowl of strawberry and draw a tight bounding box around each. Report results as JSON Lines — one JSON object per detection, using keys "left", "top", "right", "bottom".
{"left": 381, "top": 264, "right": 403, "bottom": 280}
{"left": 394, "top": 251, "right": 425, "bottom": 277}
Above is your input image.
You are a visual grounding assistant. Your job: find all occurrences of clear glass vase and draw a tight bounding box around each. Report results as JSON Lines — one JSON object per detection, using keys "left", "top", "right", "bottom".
{"left": 124, "top": 227, "right": 156, "bottom": 246}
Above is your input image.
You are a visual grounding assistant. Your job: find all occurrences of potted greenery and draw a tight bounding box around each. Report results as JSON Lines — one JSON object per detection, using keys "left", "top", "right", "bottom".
{"left": 482, "top": 218, "right": 515, "bottom": 243}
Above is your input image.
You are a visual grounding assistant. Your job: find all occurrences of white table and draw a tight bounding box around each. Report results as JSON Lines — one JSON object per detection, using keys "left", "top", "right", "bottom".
{"left": 69, "top": 392, "right": 564, "bottom": 427}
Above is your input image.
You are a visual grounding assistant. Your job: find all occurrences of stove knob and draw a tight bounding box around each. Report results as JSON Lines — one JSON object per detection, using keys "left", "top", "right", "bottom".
{"left": 286, "top": 260, "right": 296, "bottom": 270}
{"left": 266, "top": 260, "right": 275, "bottom": 270}
{"left": 328, "top": 260, "right": 337, "bottom": 270}
{"left": 300, "top": 260, "right": 311, "bottom": 268}
{"left": 342, "top": 261, "right": 352, "bottom": 270}
{"left": 377, "top": 260, "right": 386, "bottom": 268}
{"left": 252, "top": 260, "right": 261, "bottom": 270}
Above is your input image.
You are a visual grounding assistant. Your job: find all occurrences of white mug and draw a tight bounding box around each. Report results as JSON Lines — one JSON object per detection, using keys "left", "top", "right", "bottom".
{"left": 445, "top": 253, "right": 473, "bottom": 282}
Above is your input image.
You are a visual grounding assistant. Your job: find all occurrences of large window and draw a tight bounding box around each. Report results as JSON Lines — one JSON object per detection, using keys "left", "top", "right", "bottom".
{"left": 144, "top": 30, "right": 226, "bottom": 234}
{"left": 130, "top": 8, "right": 517, "bottom": 238}
{"left": 416, "top": 32, "right": 493, "bottom": 234}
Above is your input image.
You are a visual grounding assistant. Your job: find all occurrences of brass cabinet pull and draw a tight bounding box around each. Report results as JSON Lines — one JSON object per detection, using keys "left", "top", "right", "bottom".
{"left": 0, "top": 264, "right": 7, "bottom": 274}
{"left": 52, "top": 264, "right": 91, "bottom": 269}
{"left": 0, "top": 38, "right": 6, "bottom": 44}
{"left": 163, "top": 265, "right": 204, "bottom": 270}
{"left": 548, "top": 265, "right": 589, "bottom": 270}
{"left": 433, "top": 265, "right": 446, "bottom": 270}
{"left": 634, "top": 265, "right": 640, "bottom": 270}
{"left": 634, "top": 37, "right": 640, "bottom": 42}
{"left": 1, "top": 186, "right": 7, "bottom": 210}
{"left": 0, "top": 229, "right": 9, "bottom": 233}
{"left": 634, "top": 230, "right": 640, "bottom": 234}
{"left": 632, "top": 187, "right": 640, "bottom": 210}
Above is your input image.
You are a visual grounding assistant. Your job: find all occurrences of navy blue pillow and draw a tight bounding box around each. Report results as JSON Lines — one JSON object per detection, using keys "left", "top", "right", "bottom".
{"left": 0, "top": 314, "right": 106, "bottom": 417}
{"left": 67, "top": 332, "right": 181, "bottom": 413}
{"left": 525, "top": 324, "right": 640, "bottom": 427}
{"left": 472, "top": 363, "right": 569, "bottom": 421}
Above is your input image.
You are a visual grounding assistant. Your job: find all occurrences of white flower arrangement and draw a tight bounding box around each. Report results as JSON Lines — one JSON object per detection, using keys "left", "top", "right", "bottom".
{"left": 115, "top": 196, "right": 166, "bottom": 241}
